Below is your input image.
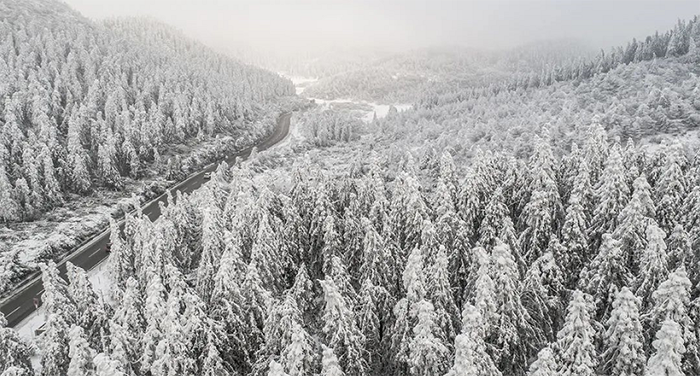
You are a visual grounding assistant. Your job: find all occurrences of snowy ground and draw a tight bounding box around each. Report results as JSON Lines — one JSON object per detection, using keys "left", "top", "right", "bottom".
{"left": 281, "top": 73, "right": 412, "bottom": 124}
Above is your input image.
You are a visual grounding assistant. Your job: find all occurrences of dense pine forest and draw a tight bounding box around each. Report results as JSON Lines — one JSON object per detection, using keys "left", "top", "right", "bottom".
{"left": 2, "top": 1, "right": 700, "bottom": 376}
{"left": 4, "top": 121, "right": 700, "bottom": 376}
{"left": 0, "top": 0, "right": 294, "bottom": 223}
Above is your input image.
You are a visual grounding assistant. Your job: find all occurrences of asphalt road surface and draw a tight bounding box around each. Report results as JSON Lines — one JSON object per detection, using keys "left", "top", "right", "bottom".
{"left": 0, "top": 112, "right": 292, "bottom": 328}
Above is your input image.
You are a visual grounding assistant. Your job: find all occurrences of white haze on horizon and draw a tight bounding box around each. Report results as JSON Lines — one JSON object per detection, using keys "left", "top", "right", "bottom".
{"left": 64, "top": 0, "right": 699, "bottom": 56}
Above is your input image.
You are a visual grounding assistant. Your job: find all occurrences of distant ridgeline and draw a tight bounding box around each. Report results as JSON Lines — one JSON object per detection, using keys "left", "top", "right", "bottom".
{"left": 420, "top": 16, "right": 700, "bottom": 105}
{"left": 0, "top": 0, "right": 294, "bottom": 222}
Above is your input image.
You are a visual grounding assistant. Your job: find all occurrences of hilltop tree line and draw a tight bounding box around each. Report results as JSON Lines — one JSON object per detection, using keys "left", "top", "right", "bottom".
{"left": 3, "top": 124, "right": 700, "bottom": 376}
{"left": 0, "top": 0, "right": 294, "bottom": 223}
{"left": 419, "top": 16, "right": 700, "bottom": 106}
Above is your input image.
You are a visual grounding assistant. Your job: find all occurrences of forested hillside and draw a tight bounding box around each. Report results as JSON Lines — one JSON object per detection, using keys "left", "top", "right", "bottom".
{"left": 299, "top": 40, "right": 595, "bottom": 103}
{"left": 0, "top": 0, "right": 294, "bottom": 223}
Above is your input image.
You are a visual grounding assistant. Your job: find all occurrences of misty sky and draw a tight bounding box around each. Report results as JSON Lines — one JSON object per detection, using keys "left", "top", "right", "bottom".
{"left": 65, "top": 0, "right": 699, "bottom": 53}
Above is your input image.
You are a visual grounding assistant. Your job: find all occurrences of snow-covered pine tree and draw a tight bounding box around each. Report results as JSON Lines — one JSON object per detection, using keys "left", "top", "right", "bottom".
{"left": 319, "top": 277, "right": 366, "bottom": 376}
{"left": 281, "top": 322, "right": 315, "bottom": 376}
{"left": 427, "top": 245, "right": 459, "bottom": 345}
{"left": 444, "top": 304, "right": 501, "bottom": 376}
{"left": 655, "top": 143, "right": 688, "bottom": 232}
{"left": 66, "top": 262, "right": 106, "bottom": 345}
{"left": 579, "top": 234, "right": 633, "bottom": 319}
{"left": 649, "top": 266, "right": 699, "bottom": 373}
{"left": 0, "top": 313, "right": 33, "bottom": 374}
{"left": 590, "top": 143, "right": 629, "bottom": 246}
{"left": 408, "top": 300, "right": 449, "bottom": 376}
{"left": 488, "top": 241, "right": 540, "bottom": 374}
{"left": 602, "top": 287, "right": 645, "bottom": 376}
{"left": 67, "top": 326, "right": 95, "bottom": 376}
{"left": 268, "top": 360, "right": 290, "bottom": 376}
{"left": 93, "top": 353, "right": 126, "bottom": 376}
{"left": 555, "top": 290, "right": 597, "bottom": 376}
{"left": 560, "top": 176, "right": 590, "bottom": 285}
{"left": 522, "top": 248, "right": 566, "bottom": 342}
{"left": 645, "top": 319, "right": 686, "bottom": 376}
{"left": 635, "top": 222, "right": 670, "bottom": 308}
{"left": 526, "top": 346, "right": 557, "bottom": 376}
{"left": 613, "top": 174, "right": 655, "bottom": 263}
{"left": 41, "top": 313, "right": 71, "bottom": 376}
{"left": 201, "top": 332, "right": 228, "bottom": 376}
{"left": 321, "top": 345, "right": 346, "bottom": 376}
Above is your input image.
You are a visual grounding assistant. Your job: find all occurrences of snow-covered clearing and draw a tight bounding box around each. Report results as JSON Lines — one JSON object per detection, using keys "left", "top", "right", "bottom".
{"left": 281, "top": 73, "right": 413, "bottom": 122}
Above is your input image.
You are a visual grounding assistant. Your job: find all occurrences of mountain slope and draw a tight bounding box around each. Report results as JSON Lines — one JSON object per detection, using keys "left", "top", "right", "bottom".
{"left": 0, "top": 0, "right": 294, "bottom": 223}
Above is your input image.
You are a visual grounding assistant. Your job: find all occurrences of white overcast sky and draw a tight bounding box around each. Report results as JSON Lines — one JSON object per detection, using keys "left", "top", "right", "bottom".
{"left": 64, "top": 0, "right": 699, "bottom": 53}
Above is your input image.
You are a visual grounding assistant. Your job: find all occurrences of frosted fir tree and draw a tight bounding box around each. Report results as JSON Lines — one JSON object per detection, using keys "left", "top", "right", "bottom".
{"left": 281, "top": 322, "right": 315, "bottom": 376}
{"left": 66, "top": 262, "right": 106, "bottom": 343}
{"left": 579, "top": 234, "right": 633, "bottom": 319}
{"left": 110, "top": 277, "right": 144, "bottom": 362}
{"left": 319, "top": 278, "right": 366, "bottom": 376}
{"left": 357, "top": 278, "right": 392, "bottom": 370}
{"left": 40, "top": 262, "right": 77, "bottom": 321}
{"left": 67, "top": 326, "right": 95, "bottom": 376}
{"left": 428, "top": 245, "right": 460, "bottom": 344}
{"left": 290, "top": 264, "right": 315, "bottom": 317}
{"left": 519, "top": 189, "right": 556, "bottom": 264}
{"left": 140, "top": 271, "right": 167, "bottom": 374}
{"left": 321, "top": 345, "right": 346, "bottom": 376}
{"left": 197, "top": 206, "right": 226, "bottom": 303}
{"left": 526, "top": 346, "right": 557, "bottom": 376}
{"left": 555, "top": 290, "right": 597, "bottom": 376}
{"left": 321, "top": 214, "right": 343, "bottom": 276}
{"left": 360, "top": 218, "right": 396, "bottom": 294}
{"left": 262, "top": 293, "right": 304, "bottom": 358}
{"left": 434, "top": 178, "right": 456, "bottom": 224}
{"left": 390, "top": 174, "right": 429, "bottom": 252}
{"left": 645, "top": 319, "right": 686, "bottom": 376}
{"left": 445, "top": 304, "right": 501, "bottom": 376}
{"left": 470, "top": 248, "right": 498, "bottom": 330}
{"left": 648, "top": 267, "right": 699, "bottom": 373}
{"left": 602, "top": 287, "right": 645, "bottom": 376}
{"left": 590, "top": 144, "right": 630, "bottom": 245}
{"left": 488, "top": 241, "right": 539, "bottom": 374}
{"left": 268, "top": 360, "right": 290, "bottom": 376}
{"left": 201, "top": 333, "right": 228, "bottom": 376}
{"left": 408, "top": 300, "right": 449, "bottom": 376}
{"left": 522, "top": 248, "right": 566, "bottom": 342}
{"left": 635, "top": 223, "right": 670, "bottom": 308}
{"left": 0, "top": 165, "right": 19, "bottom": 222}
{"left": 0, "top": 313, "right": 33, "bottom": 374}
{"left": 655, "top": 144, "right": 688, "bottom": 232}
{"left": 41, "top": 313, "right": 71, "bottom": 376}
{"left": 240, "top": 261, "right": 272, "bottom": 348}
{"left": 560, "top": 184, "right": 589, "bottom": 283}
{"left": 666, "top": 225, "right": 695, "bottom": 282}
{"left": 93, "top": 353, "right": 125, "bottom": 376}
{"left": 151, "top": 276, "right": 196, "bottom": 376}
{"left": 613, "top": 174, "right": 655, "bottom": 261}
{"left": 478, "top": 187, "right": 510, "bottom": 248}
{"left": 682, "top": 186, "right": 700, "bottom": 234}
{"left": 106, "top": 217, "right": 134, "bottom": 294}
{"left": 96, "top": 130, "right": 122, "bottom": 189}
{"left": 250, "top": 213, "right": 285, "bottom": 292}
{"left": 65, "top": 111, "right": 92, "bottom": 194}
{"left": 665, "top": 224, "right": 689, "bottom": 264}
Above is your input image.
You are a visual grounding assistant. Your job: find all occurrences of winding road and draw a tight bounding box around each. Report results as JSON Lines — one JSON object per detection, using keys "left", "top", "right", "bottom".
{"left": 0, "top": 112, "right": 292, "bottom": 328}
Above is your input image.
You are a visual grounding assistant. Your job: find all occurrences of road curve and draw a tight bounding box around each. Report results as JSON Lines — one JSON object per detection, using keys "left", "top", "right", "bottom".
{"left": 0, "top": 112, "right": 292, "bottom": 328}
